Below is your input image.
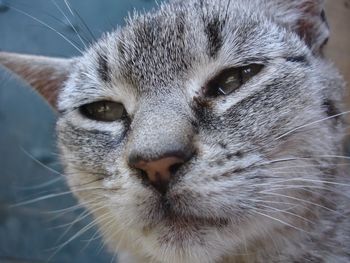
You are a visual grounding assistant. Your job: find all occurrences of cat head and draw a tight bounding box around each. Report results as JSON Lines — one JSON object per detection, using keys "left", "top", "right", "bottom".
{"left": 0, "top": 0, "right": 345, "bottom": 262}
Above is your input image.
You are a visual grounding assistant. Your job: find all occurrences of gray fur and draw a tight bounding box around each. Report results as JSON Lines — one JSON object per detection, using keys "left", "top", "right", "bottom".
{"left": 2, "top": 0, "right": 349, "bottom": 262}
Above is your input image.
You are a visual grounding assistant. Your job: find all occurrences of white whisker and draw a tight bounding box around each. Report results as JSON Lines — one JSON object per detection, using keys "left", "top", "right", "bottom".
{"left": 48, "top": 209, "right": 111, "bottom": 261}
{"left": 10, "top": 187, "right": 104, "bottom": 207}
{"left": 255, "top": 204, "right": 315, "bottom": 224}
{"left": 20, "top": 147, "right": 63, "bottom": 176}
{"left": 51, "top": 0, "right": 88, "bottom": 49}
{"left": 275, "top": 111, "right": 350, "bottom": 141}
{"left": 259, "top": 191, "right": 340, "bottom": 214}
{"left": 8, "top": 5, "right": 83, "bottom": 54}
{"left": 250, "top": 210, "right": 309, "bottom": 233}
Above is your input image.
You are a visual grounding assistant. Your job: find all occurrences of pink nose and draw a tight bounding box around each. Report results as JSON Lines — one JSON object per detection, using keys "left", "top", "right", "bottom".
{"left": 131, "top": 156, "right": 185, "bottom": 194}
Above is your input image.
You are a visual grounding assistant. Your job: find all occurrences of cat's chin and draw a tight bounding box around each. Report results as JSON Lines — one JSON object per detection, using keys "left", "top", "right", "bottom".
{"left": 136, "top": 195, "right": 233, "bottom": 236}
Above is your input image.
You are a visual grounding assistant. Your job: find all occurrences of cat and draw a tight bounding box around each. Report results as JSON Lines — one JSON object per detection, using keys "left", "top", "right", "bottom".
{"left": 0, "top": 0, "right": 349, "bottom": 262}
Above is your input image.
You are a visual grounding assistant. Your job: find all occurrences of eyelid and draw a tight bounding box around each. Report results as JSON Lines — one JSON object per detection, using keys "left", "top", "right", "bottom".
{"left": 203, "top": 63, "right": 264, "bottom": 98}
{"left": 59, "top": 96, "right": 122, "bottom": 115}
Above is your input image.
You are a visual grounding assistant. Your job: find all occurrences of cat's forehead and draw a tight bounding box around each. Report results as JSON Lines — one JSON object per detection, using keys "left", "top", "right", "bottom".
{"left": 67, "top": 0, "right": 305, "bottom": 100}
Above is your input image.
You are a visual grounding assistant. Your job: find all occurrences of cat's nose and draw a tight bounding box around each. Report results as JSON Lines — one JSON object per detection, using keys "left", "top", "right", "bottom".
{"left": 129, "top": 154, "right": 186, "bottom": 194}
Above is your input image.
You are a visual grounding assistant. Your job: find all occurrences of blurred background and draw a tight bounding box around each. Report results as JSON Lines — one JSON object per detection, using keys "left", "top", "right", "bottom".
{"left": 0, "top": 0, "right": 349, "bottom": 262}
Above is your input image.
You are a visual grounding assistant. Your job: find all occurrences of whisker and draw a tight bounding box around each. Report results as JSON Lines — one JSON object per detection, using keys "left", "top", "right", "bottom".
{"left": 258, "top": 156, "right": 350, "bottom": 168}
{"left": 81, "top": 216, "right": 116, "bottom": 253}
{"left": 275, "top": 111, "right": 350, "bottom": 141}
{"left": 265, "top": 229, "right": 282, "bottom": 260}
{"left": 10, "top": 186, "right": 104, "bottom": 207}
{"left": 255, "top": 205, "right": 315, "bottom": 224}
{"left": 54, "top": 204, "right": 106, "bottom": 245}
{"left": 96, "top": 221, "right": 117, "bottom": 255}
{"left": 67, "top": 2, "right": 98, "bottom": 42}
{"left": 261, "top": 185, "right": 346, "bottom": 207}
{"left": 45, "top": 197, "right": 103, "bottom": 217}
{"left": 289, "top": 154, "right": 350, "bottom": 161}
{"left": 267, "top": 178, "right": 350, "bottom": 187}
{"left": 70, "top": 177, "right": 105, "bottom": 188}
{"left": 48, "top": 210, "right": 111, "bottom": 261}
{"left": 82, "top": 226, "right": 105, "bottom": 246}
{"left": 250, "top": 210, "right": 309, "bottom": 234}
{"left": 20, "top": 147, "right": 62, "bottom": 176}
{"left": 50, "top": 0, "right": 88, "bottom": 49}
{"left": 247, "top": 198, "right": 303, "bottom": 211}
{"left": 15, "top": 176, "right": 63, "bottom": 190}
{"left": 259, "top": 192, "right": 341, "bottom": 215}
{"left": 46, "top": 205, "right": 86, "bottom": 222}
{"left": 278, "top": 164, "right": 347, "bottom": 170}
{"left": 63, "top": 0, "right": 74, "bottom": 15}
{"left": 54, "top": 210, "right": 91, "bottom": 242}
{"left": 6, "top": 4, "right": 84, "bottom": 54}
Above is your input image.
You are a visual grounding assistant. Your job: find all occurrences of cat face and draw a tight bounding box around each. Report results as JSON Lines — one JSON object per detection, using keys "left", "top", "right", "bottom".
{"left": 0, "top": 0, "right": 346, "bottom": 262}
{"left": 55, "top": 0, "right": 345, "bottom": 261}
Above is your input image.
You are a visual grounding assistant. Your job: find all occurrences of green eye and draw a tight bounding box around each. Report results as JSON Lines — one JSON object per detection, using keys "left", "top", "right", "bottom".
{"left": 205, "top": 64, "right": 264, "bottom": 97}
{"left": 79, "top": 101, "right": 126, "bottom": 122}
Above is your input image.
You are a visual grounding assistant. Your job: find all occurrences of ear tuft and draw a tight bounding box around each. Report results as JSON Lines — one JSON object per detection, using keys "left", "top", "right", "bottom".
{"left": 266, "top": 0, "right": 329, "bottom": 55}
{"left": 0, "top": 52, "right": 72, "bottom": 108}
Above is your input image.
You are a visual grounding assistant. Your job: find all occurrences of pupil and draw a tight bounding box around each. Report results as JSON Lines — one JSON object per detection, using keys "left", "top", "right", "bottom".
{"left": 98, "top": 103, "right": 108, "bottom": 113}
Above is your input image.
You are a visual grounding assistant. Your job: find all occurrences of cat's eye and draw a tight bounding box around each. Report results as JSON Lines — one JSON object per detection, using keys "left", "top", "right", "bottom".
{"left": 205, "top": 64, "right": 264, "bottom": 97}
{"left": 79, "top": 101, "right": 126, "bottom": 122}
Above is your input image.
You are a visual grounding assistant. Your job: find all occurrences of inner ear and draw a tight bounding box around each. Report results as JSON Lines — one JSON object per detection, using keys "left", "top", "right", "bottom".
{"left": 0, "top": 52, "right": 73, "bottom": 109}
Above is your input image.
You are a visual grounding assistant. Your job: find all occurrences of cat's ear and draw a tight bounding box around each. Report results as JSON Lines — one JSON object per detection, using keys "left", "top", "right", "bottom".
{"left": 267, "top": 0, "right": 329, "bottom": 55}
{"left": 0, "top": 52, "right": 72, "bottom": 109}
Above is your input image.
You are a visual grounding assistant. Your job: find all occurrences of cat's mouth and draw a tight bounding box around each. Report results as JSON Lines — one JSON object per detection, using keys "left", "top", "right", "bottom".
{"left": 145, "top": 195, "right": 230, "bottom": 229}
{"left": 163, "top": 213, "right": 229, "bottom": 228}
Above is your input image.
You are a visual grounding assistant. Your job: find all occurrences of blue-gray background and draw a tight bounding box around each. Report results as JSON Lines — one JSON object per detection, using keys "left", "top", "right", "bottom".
{"left": 0, "top": 0, "right": 159, "bottom": 262}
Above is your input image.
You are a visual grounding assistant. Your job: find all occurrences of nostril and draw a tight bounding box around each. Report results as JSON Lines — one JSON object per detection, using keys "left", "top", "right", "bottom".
{"left": 137, "top": 169, "right": 148, "bottom": 181}
{"left": 133, "top": 167, "right": 148, "bottom": 182}
{"left": 128, "top": 151, "right": 194, "bottom": 195}
{"left": 169, "top": 162, "right": 183, "bottom": 175}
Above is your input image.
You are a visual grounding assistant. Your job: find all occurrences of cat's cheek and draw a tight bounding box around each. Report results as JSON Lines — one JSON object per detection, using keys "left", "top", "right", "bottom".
{"left": 56, "top": 116, "right": 128, "bottom": 171}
